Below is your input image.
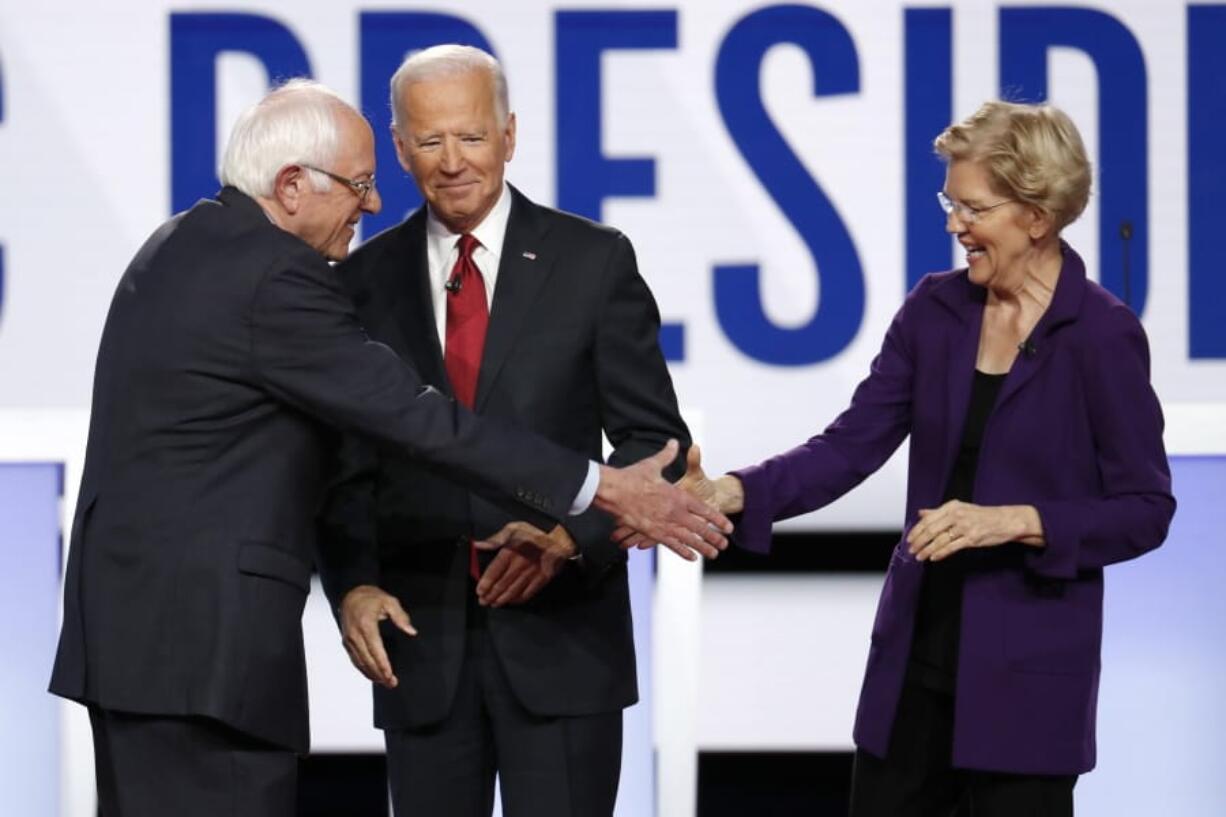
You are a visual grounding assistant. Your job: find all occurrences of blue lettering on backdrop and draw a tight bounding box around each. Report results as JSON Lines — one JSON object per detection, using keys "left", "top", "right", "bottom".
{"left": 554, "top": 11, "right": 683, "bottom": 358}
{"left": 999, "top": 7, "right": 1149, "bottom": 315}
{"left": 1187, "top": 5, "right": 1226, "bottom": 359}
{"left": 170, "top": 13, "right": 311, "bottom": 213}
{"left": 360, "top": 13, "right": 494, "bottom": 239}
{"left": 713, "top": 5, "right": 864, "bottom": 365}
{"left": 905, "top": 8, "right": 953, "bottom": 292}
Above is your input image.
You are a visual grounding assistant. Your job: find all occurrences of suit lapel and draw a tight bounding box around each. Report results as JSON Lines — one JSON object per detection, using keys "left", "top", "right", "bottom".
{"left": 474, "top": 188, "right": 557, "bottom": 411}
{"left": 927, "top": 245, "right": 1087, "bottom": 494}
{"left": 994, "top": 244, "right": 1086, "bottom": 411}
{"left": 369, "top": 211, "right": 450, "bottom": 392}
{"left": 934, "top": 275, "right": 985, "bottom": 498}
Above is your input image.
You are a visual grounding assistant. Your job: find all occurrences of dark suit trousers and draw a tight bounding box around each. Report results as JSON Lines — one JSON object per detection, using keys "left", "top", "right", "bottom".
{"left": 88, "top": 706, "right": 297, "bottom": 817}
{"left": 385, "top": 603, "right": 622, "bottom": 817}
{"left": 848, "top": 683, "right": 1076, "bottom": 817}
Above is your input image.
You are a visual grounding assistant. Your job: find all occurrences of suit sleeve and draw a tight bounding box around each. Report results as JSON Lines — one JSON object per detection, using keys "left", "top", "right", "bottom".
{"left": 314, "top": 433, "right": 381, "bottom": 615}
{"left": 561, "top": 233, "right": 690, "bottom": 571}
{"left": 1027, "top": 306, "right": 1175, "bottom": 579}
{"left": 249, "top": 254, "right": 588, "bottom": 526}
{"left": 730, "top": 281, "right": 923, "bottom": 554}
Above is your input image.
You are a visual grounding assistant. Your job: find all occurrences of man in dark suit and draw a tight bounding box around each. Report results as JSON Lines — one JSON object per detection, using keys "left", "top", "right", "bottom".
{"left": 49, "top": 79, "right": 727, "bottom": 817}
{"left": 316, "top": 45, "right": 688, "bottom": 817}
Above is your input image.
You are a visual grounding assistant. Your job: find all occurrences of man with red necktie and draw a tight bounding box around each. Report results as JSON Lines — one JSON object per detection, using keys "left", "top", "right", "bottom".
{"left": 317, "top": 45, "right": 690, "bottom": 817}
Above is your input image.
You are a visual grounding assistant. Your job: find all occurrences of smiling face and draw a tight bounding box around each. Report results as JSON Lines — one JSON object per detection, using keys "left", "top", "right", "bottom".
{"left": 292, "top": 109, "right": 382, "bottom": 261}
{"left": 943, "top": 159, "right": 1047, "bottom": 289}
{"left": 393, "top": 69, "right": 515, "bottom": 234}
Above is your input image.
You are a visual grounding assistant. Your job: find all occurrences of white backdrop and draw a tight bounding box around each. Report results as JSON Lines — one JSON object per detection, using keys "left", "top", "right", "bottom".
{"left": 2, "top": 0, "right": 1222, "bottom": 530}
{"left": 3, "top": 2, "right": 1225, "bottom": 815}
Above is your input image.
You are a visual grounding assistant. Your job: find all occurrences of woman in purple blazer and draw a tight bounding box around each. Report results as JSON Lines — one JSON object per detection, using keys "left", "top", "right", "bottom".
{"left": 671, "top": 102, "right": 1175, "bottom": 815}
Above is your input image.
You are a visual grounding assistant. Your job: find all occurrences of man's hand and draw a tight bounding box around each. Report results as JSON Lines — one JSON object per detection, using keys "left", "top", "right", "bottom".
{"left": 594, "top": 439, "right": 732, "bottom": 562}
{"left": 616, "top": 444, "right": 744, "bottom": 553}
{"left": 339, "top": 584, "right": 417, "bottom": 689}
{"left": 474, "top": 522, "right": 576, "bottom": 607}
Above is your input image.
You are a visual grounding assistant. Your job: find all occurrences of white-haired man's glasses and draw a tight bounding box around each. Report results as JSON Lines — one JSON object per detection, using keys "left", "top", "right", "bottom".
{"left": 303, "top": 164, "right": 376, "bottom": 203}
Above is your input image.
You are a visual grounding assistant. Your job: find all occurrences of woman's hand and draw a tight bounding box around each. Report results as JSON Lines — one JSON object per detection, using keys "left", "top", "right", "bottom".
{"left": 907, "top": 500, "right": 1045, "bottom": 561}
{"left": 677, "top": 444, "right": 744, "bottom": 516}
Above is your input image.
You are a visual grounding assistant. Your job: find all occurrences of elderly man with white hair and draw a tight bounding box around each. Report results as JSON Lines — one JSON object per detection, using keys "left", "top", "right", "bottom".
{"left": 49, "top": 80, "right": 728, "bottom": 817}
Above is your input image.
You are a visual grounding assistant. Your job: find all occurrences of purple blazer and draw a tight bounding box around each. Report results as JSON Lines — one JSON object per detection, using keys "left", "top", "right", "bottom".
{"left": 732, "top": 245, "right": 1174, "bottom": 775}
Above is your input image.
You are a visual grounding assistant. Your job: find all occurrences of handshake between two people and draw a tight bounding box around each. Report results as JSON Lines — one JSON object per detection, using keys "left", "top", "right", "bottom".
{"left": 614, "top": 444, "right": 743, "bottom": 552}
{"left": 339, "top": 440, "right": 740, "bottom": 689}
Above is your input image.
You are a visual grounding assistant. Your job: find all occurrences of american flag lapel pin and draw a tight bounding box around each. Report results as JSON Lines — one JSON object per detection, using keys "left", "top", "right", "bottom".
{"left": 521, "top": 251, "right": 537, "bottom": 261}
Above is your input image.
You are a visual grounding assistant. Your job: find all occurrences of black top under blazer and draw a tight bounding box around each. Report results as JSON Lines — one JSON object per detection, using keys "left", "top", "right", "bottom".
{"left": 49, "top": 187, "right": 588, "bottom": 752}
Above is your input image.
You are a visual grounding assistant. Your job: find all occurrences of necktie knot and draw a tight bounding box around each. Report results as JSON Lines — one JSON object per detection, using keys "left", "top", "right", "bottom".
{"left": 457, "top": 233, "right": 480, "bottom": 259}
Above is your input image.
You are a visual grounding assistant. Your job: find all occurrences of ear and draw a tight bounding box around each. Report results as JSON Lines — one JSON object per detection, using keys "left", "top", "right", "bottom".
{"left": 1026, "top": 204, "right": 1055, "bottom": 242}
{"left": 273, "top": 164, "right": 308, "bottom": 215}
{"left": 503, "top": 112, "right": 517, "bottom": 163}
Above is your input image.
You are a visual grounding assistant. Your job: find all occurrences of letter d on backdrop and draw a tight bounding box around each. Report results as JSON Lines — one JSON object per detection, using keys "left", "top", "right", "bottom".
{"left": 170, "top": 13, "right": 312, "bottom": 213}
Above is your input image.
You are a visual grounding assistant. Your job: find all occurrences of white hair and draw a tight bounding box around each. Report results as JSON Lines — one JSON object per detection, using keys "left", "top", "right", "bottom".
{"left": 219, "top": 79, "right": 353, "bottom": 198}
{"left": 389, "top": 44, "right": 509, "bottom": 133}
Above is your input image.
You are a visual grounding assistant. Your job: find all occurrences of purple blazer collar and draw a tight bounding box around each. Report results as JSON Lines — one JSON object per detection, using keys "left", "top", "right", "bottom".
{"left": 929, "top": 240, "right": 1088, "bottom": 336}
{"left": 927, "top": 242, "right": 1090, "bottom": 491}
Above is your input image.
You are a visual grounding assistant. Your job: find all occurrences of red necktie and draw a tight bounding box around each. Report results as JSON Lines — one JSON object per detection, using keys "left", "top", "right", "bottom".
{"left": 444, "top": 234, "right": 489, "bottom": 579}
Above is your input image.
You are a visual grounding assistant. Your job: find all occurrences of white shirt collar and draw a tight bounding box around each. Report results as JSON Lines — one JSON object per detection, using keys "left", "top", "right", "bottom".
{"left": 425, "top": 181, "right": 512, "bottom": 267}
{"left": 423, "top": 182, "right": 512, "bottom": 344}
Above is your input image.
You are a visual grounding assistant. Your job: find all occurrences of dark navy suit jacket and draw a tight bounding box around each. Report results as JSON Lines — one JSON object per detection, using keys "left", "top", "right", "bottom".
{"left": 49, "top": 188, "right": 588, "bottom": 752}
{"left": 317, "top": 186, "right": 688, "bottom": 728}
{"left": 733, "top": 245, "right": 1174, "bottom": 774}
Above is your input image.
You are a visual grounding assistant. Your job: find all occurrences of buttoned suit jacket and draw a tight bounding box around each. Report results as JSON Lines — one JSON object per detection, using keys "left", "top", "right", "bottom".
{"left": 48, "top": 187, "right": 588, "bottom": 752}
{"left": 317, "top": 186, "right": 689, "bottom": 728}
{"left": 732, "top": 245, "right": 1175, "bottom": 775}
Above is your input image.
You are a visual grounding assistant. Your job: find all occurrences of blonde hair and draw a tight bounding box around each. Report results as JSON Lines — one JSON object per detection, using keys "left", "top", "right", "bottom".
{"left": 935, "top": 100, "right": 1091, "bottom": 231}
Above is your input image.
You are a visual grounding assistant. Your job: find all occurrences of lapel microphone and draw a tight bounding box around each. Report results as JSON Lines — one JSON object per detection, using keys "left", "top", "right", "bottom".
{"left": 444, "top": 275, "right": 462, "bottom": 295}
{"left": 1017, "top": 339, "right": 1038, "bottom": 357}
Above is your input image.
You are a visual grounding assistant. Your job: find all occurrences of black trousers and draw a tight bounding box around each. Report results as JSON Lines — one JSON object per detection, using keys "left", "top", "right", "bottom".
{"left": 385, "top": 624, "right": 622, "bottom": 817}
{"left": 849, "top": 684, "right": 1077, "bottom": 817}
{"left": 88, "top": 706, "right": 298, "bottom": 817}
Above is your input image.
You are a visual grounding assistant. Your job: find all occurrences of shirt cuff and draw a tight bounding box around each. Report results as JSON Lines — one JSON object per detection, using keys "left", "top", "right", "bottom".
{"left": 569, "top": 461, "right": 601, "bottom": 515}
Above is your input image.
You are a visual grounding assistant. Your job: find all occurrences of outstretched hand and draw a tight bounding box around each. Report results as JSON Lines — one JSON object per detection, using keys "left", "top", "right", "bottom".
{"left": 679, "top": 444, "right": 744, "bottom": 514}
{"left": 615, "top": 444, "right": 745, "bottom": 552}
{"left": 594, "top": 440, "right": 732, "bottom": 562}
{"left": 677, "top": 444, "right": 720, "bottom": 508}
{"left": 613, "top": 441, "right": 725, "bottom": 549}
